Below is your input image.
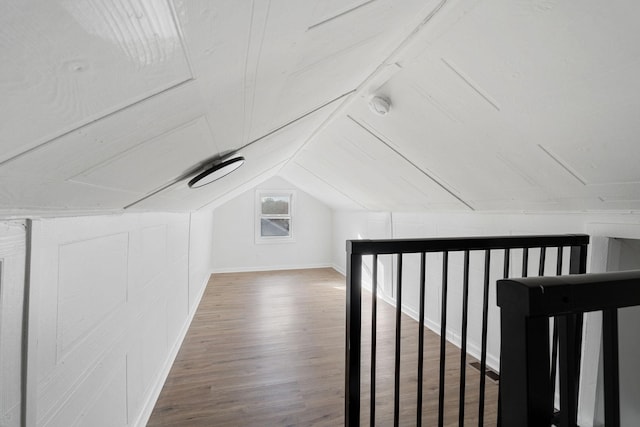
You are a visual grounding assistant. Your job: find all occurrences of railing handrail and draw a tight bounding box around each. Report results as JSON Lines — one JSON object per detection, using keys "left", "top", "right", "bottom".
{"left": 497, "top": 269, "right": 640, "bottom": 427}
{"left": 498, "top": 269, "right": 640, "bottom": 316}
{"left": 346, "top": 233, "right": 589, "bottom": 426}
{"left": 347, "top": 234, "right": 589, "bottom": 255}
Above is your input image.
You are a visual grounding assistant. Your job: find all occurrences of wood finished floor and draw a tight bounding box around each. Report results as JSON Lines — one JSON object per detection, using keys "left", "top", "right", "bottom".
{"left": 147, "top": 268, "right": 498, "bottom": 426}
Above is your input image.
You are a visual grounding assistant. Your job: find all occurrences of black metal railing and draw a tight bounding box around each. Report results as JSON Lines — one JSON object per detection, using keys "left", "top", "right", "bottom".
{"left": 345, "top": 234, "right": 589, "bottom": 426}
{"left": 498, "top": 269, "right": 640, "bottom": 427}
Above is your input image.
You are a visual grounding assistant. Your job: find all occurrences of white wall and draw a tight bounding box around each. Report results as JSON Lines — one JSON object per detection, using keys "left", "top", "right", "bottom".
{"left": 582, "top": 236, "right": 640, "bottom": 427}
{"left": 0, "top": 221, "right": 26, "bottom": 427}
{"left": 332, "top": 211, "right": 594, "bottom": 273}
{"left": 4, "top": 205, "right": 637, "bottom": 427}
{"left": 24, "top": 211, "right": 213, "bottom": 427}
{"left": 603, "top": 238, "right": 640, "bottom": 427}
{"left": 334, "top": 211, "right": 590, "bottom": 370}
{"left": 331, "top": 211, "right": 391, "bottom": 274}
{"left": 334, "top": 210, "right": 640, "bottom": 425}
{"left": 333, "top": 212, "right": 640, "bottom": 374}
{"left": 188, "top": 210, "right": 215, "bottom": 309}
{"left": 211, "top": 176, "right": 332, "bottom": 272}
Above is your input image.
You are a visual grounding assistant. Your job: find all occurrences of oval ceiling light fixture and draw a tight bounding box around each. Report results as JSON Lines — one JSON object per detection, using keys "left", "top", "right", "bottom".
{"left": 188, "top": 154, "right": 245, "bottom": 188}
{"left": 368, "top": 95, "right": 391, "bottom": 116}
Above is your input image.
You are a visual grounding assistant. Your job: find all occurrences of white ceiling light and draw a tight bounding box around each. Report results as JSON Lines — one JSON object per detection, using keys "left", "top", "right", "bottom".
{"left": 188, "top": 155, "right": 245, "bottom": 188}
{"left": 368, "top": 95, "right": 391, "bottom": 116}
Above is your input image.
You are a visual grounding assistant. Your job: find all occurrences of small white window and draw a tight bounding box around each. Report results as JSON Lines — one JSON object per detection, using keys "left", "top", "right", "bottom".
{"left": 255, "top": 190, "right": 295, "bottom": 243}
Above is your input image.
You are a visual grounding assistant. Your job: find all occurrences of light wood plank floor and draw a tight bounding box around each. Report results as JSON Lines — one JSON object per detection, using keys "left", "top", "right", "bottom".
{"left": 148, "top": 268, "right": 498, "bottom": 426}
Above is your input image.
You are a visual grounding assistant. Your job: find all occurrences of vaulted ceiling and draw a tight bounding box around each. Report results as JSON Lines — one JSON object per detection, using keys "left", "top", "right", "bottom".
{"left": 2, "top": 0, "right": 640, "bottom": 216}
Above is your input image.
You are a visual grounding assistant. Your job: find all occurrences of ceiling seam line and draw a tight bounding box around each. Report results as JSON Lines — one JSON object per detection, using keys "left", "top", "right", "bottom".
{"left": 196, "top": 161, "right": 288, "bottom": 211}
{"left": 537, "top": 144, "right": 588, "bottom": 186}
{"left": 240, "top": 90, "right": 355, "bottom": 152}
{"left": 124, "top": 92, "right": 353, "bottom": 210}
{"left": 241, "top": 0, "right": 257, "bottom": 147}
{"left": 440, "top": 58, "right": 501, "bottom": 111}
{"left": 168, "top": 0, "right": 198, "bottom": 79}
{"left": 287, "top": 162, "right": 369, "bottom": 210}
{"left": 277, "top": 0, "right": 451, "bottom": 174}
{"left": 347, "top": 115, "right": 475, "bottom": 211}
{"left": 244, "top": 0, "right": 272, "bottom": 146}
{"left": 307, "top": 0, "right": 377, "bottom": 31}
{"left": 0, "top": 78, "right": 196, "bottom": 169}
{"left": 275, "top": 91, "right": 360, "bottom": 174}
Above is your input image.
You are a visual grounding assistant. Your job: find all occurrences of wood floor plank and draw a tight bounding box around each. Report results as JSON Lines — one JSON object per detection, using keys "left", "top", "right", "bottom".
{"left": 148, "top": 268, "right": 498, "bottom": 426}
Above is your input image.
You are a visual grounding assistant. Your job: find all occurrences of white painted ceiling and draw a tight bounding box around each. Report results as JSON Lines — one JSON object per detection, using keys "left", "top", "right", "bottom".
{"left": 2, "top": 0, "right": 640, "bottom": 216}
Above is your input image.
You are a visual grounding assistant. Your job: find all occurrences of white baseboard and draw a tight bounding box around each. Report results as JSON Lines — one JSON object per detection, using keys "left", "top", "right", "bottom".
{"left": 211, "top": 263, "right": 332, "bottom": 274}
{"left": 134, "top": 273, "right": 211, "bottom": 427}
{"left": 332, "top": 263, "right": 346, "bottom": 276}
{"left": 359, "top": 286, "right": 501, "bottom": 372}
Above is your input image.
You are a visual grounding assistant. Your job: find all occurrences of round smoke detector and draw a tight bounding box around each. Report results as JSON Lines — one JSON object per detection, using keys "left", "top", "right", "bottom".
{"left": 368, "top": 96, "right": 391, "bottom": 116}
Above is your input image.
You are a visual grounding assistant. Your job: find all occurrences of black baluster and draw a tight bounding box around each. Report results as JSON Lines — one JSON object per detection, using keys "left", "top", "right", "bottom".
{"left": 438, "top": 252, "right": 449, "bottom": 427}
{"left": 417, "top": 253, "right": 426, "bottom": 427}
{"left": 394, "top": 253, "right": 403, "bottom": 427}
{"left": 478, "top": 250, "right": 491, "bottom": 427}
{"left": 459, "top": 250, "right": 471, "bottom": 426}
{"left": 370, "top": 254, "right": 378, "bottom": 427}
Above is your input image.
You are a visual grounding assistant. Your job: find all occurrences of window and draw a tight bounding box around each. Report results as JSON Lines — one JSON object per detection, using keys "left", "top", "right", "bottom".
{"left": 255, "top": 191, "right": 294, "bottom": 243}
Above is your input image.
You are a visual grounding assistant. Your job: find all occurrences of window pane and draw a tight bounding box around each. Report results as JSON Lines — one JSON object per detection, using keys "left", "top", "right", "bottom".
{"left": 261, "top": 218, "right": 290, "bottom": 237}
{"left": 261, "top": 196, "right": 289, "bottom": 215}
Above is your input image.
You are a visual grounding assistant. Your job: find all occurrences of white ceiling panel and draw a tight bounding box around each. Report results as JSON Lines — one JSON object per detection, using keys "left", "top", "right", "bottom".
{"left": 279, "top": 161, "right": 364, "bottom": 211}
{"left": 0, "top": 176, "right": 139, "bottom": 212}
{"left": 306, "top": 0, "right": 376, "bottom": 29}
{"left": 70, "top": 117, "right": 216, "bottom": 193}
{"left": 271, "top": 34, "right": 385, "bottom": 128}
{"left": 347, "top": 70, "right": 549, "bottom": 205}
{"left": 296, "top": 0, "right": 427, "bottom": 73}
{"left": 403, "top": 0, "right": 640, "bottom": 113}
{"left": 129, "top": 95, "right": 342, "bottom": 211}
{"left": 176, "top": 0, "right": 345, "bottom": 150}
{"left": 540, "top": 125, "right": 640, "bottom": 186}
{"left": 292, "top": 116, "right": 469, "bottom": 211}
{"left": 0, "top": 81, "right": 210, "bottom": 210}
{"left": 421, "top": 0, "right": 640, "bottom": 193}
{"left": 270, "top": 0, "right": 443, "bottom": 131}
{"left": 172, "top": 0, "right": 254, "bottom": 152}
{"left": 0, "top": 0, "right": 192, "bottom": 163}
{"left": 228, "top": 0, "right": 314, "bottom": 143}
{"left": 590, "top": 184, "right": 640, "bottom": 203}
{"left": 177, "top": 0, "right": 444, "bottom": 150}
{"left": 321, "top": 0, "right": 640, "bottom": 212}
{"left": 3, "top": 0, "right": 640, "bottom": 215}
{"left": 0, "top": 80, "right": 208, "bottom": 179}
{"left": 469, "top": 197, "right": 610, "bottom": 213}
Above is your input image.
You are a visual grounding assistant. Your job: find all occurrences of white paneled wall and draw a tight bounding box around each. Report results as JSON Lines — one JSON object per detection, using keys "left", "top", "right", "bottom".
{"left": 26, "top": 212, "right": 212, "bottom": 427}
{"left": 188, "top": 210, "right": 215, "bottom": 310}
{"left": 0, "top": 221, "right": 26, "bottom": 427}
{"left": 332, "top": 211, "right": 630, "bottom": 369}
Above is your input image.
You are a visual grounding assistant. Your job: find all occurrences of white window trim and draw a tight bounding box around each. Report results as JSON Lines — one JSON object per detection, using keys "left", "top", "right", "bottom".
{"left": 255, "top": 190, "right": 296, "bottom": 244}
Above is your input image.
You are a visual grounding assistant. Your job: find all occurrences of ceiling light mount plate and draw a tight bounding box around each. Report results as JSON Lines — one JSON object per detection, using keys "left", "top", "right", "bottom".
{"left": 188, "top": 155, "right": 245, "bottom": 188}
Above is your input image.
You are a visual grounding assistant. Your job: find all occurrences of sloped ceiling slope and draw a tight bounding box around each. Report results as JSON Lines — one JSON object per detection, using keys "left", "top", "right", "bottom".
{"left": 282, "top": 0, "right": 640, "bottom": 212}
{"left": 2, "top": 0, "right": 640, "bottom": 216}
{"left": 0, "top": 0, "right": 440, "bottom": 215}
